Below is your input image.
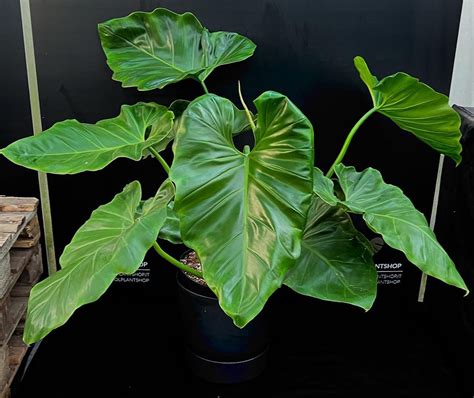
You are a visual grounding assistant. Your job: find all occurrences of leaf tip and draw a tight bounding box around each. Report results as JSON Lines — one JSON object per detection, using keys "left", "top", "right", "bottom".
{"left": 361, "top": 297, "right": 376, "bottom": 312}
{"left": 353, "top": 55, "right": 368, "bottom": 70}
{"left": 22, "top": 333, "right": 35, "bottom": 346}
{"left": 454, "top": 155, "right": 462, "bottom": 167}
{"left": 22, "top": 318, "right": 41, "bottom": 345}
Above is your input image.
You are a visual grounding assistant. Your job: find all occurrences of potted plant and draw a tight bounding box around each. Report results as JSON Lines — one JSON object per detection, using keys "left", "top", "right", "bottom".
{"left": 1, "top": 8, "right": 468, "bottom": 383}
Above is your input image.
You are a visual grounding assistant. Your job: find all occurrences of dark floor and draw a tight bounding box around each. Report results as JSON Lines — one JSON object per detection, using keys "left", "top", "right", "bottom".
{"left": 10, "top": 256, "right": 474, "bottom": 398}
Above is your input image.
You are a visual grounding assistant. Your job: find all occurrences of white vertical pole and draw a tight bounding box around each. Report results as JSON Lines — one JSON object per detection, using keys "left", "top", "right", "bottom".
{"left": 449, "top": 0, "right": 474, "bottom": 107}
{"left": 19, "top": 0, "right": 57, "bottom": 275}
{"left": 418, "top": 0, "right": 473, "bottom": 301}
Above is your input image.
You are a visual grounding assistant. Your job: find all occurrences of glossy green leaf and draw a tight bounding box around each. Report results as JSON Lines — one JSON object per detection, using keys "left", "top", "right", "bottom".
{"left": 335, "top": 164, "right": 468, "bottom": 293}
{"left": 169, "top": 100, "right": 190, "bottom": 133}
{"left": 141, "top": 100, "right": 190, "bottom": 158}
{"left": 158, "top": 202, "right": 183, "bottom": 244}
{"left": 167, "top": 99, "right": 251, "bottom": 153}
{"left": 1, "top": 103, "right": 173, "bottom": 174}
{"left": 285, "top": 196, "right": 377, "bottom": 310}
{"left": 169, "top": 100, "right": 190, "bottom": 153}
{"left": 23, "top": 180, "right": 174, "bottom": 344}
{"left": 313, "top": 167, "right": 338, "bottom": 206}
{"left": 98, "top": 8, "right": 256, "bottom": 90}
{"left": 354, "top": 56, "right": 462, "bottom": 164}
{"left": 170, "top": 92, "right": 314, "bottom": 327}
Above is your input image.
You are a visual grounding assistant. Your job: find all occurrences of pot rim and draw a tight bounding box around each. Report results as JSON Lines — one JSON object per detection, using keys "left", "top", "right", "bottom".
{"left": 186, "top": 345, "right": 269, "bottom": 365}
{"left": 176, "top": 269, "right": 217, "bottom": 301}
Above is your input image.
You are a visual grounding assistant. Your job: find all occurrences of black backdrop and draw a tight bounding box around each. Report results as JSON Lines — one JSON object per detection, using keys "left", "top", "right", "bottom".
{"left": 1, "top": 0, "right": 473, "bottom": 397}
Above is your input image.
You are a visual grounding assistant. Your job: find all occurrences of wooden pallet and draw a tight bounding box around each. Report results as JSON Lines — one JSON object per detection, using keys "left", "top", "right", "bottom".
{"left": 0, "top": 197, "right": 38, "bottom": 261}
{"left": 0, "top": 335, "right": 27, "bottom": 398}
{"left": 0, "top": 246, "right": 41, "bottom": 346}
{"left": 0, "top": 197, "right": 42, "bottom": 397}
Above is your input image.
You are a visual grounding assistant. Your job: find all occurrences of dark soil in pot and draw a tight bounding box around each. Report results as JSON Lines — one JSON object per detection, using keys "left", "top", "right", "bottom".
{"left": 177, "top": 251, "right": 269, "bottom": 384}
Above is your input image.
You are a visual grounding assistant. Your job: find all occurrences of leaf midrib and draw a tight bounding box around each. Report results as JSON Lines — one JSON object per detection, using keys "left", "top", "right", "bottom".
{"left": 241, "top": 153, "right": 250, "bottom": 300}
{"left": 363, "top": 211, "right": 449, "bottom": 259}
{"left": 341, "top": 189, "right": 449, "bottom": 259}
{"left": 10, "top": 137, "right": 155, "bottom": 157}
{"left": 104, "top": 27, "right": 201, "bottom": 75}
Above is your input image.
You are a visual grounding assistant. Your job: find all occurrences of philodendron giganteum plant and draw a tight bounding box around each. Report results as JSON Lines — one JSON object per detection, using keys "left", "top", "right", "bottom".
{"left": 1, "top": 8, "right": 468, "bottom": 344}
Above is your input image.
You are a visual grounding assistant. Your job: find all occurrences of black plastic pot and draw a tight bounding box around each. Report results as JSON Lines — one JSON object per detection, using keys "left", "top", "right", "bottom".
{"left": 176, "top": 270, "right": 269, "bottom": 384}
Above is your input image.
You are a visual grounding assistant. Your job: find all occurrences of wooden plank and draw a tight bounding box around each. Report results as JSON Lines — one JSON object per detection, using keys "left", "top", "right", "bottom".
{"left": 0, "top": 297, "right": 7, "bottom": 319}
{"left": 0, "top": 215, "right": 24, "bottom": 224}
{"left": 0, "top": 337, "right": 28, "bottom": 398}
{"left": 10, "top": 249, "right": 35, "bottom": 276}
{"left": 12, "top": 317, "right": 25, "bottom": 338}
{"left": 11, "top": 278, "right": 40, "bottom": 298}
{"left": 8, "top": 346, "right": 23, "bottom": 368}
{"left": 0, "top": 297, "right": 28, "bottom": 347}
{"left": 0, "top": 225, "right": 20, "bottom": 235}
{"left": 0, "top": 235, "right": 13, "bottom": 261}
{"left": 0, "top": 296, "right": 11, "bottom": 342}
{"left": 13, "top": 216, "right": 41, "bottom": 249}
{"left": 0, "top": 212, "right": 36, "bottom": 260}
{"left": 0, "top": 246, "right": 37, "bottom": 301}
{"left": 0, "top": 247, "right": 38, "bottom": 344}
{"left": 12, "top": 235, "right": 40, "bottom": 249}
{"left": 0, "top": 215, "right": 24, "bottom": 234}
{"left": 0, "top": 254, "right": 11, "bottom": 298}
{"left": 18, "top": 216, "right": 39, "bottom": 240}
{"left": 0, "top": 345, "right": 8, "bottom": 391}
{"left": 8, "top": 336, "right": 27, "bottom": 366}
{"left": 0, "top": 235, "right": 12, "bottom": 250}
{"left": 12, "top": 264, "right": 42, "bottom": 297}
{"left": 17, "top": 249, "right": 41, "bottom": 286}
{"left": 0, "top": 387, "right": 9, "bottom": 398}
{"left": 0, "top": 247, "right": 41, "bottom": 346}
{"left": 0, "top": 197, "right": 38, "bottom": 212}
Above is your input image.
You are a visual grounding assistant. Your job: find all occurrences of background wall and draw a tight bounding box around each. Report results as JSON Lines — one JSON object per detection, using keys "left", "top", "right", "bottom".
{"left": 1, "top": 0, "right": 472, "bottom": 397}
{"left": 0, "top": 0, "right": 34, "bottom": 197}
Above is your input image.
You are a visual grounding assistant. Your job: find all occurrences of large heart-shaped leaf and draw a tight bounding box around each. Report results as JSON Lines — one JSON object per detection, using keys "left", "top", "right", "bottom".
{"left": 98, "top": 8, "right": 256, "bottom": 90}
{"left": 285, "top": 196, "right": 377, "bottom": 310}
{"left": 354, "top": 56, "right": 462, "bottom": 164}
{"left": 1, "top": 103, "right": 173, "bottom": 174}
{"left": 170, "top": 92, "right": 314, "bottom": 327}
{"left": 334, "top": 164, "right": 468, "bottom": 293}
{"left": 24, "top": 180, "right": 174, "bottom": 344}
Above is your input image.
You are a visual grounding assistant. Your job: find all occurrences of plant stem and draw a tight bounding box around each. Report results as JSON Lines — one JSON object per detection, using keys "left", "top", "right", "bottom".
{"left": 238, "top": 81, "right": 256, "bottom": 132}
{"left": 418, "top": 153, "right": 445, "bottom": 302}
{"left": 200, "top": 79, "right": 209, "bottom": 94}
{"left": 153, "top": 241, "right": 203, "bottom": 278}
{"left": 21, "top": 0, "right": 57, "bottom": 275}
{"left": 326, "top": 107, "right": 377, "bottom": 178}
{"left": 148, "top": 147, "right": 170, "bottom": 174}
